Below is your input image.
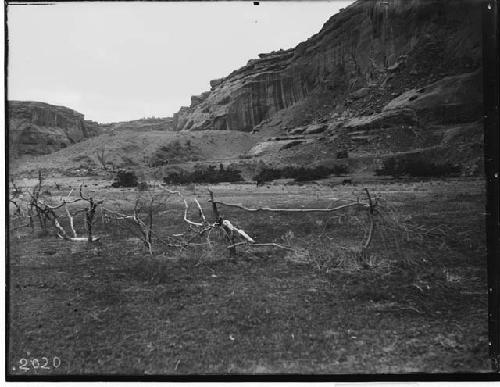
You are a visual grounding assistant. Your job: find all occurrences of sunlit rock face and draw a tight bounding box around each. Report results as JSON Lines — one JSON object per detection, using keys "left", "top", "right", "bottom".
{"left": 8, "top": 101, "right": 100, "bottom": 157}
{"left": 173, "top": 0, "right": 482, "bottom": 132}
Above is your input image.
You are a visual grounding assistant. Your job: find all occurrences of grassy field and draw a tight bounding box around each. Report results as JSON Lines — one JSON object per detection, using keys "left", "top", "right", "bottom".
{"left": 7, "top": 177, "right": 490, "bottom": 375}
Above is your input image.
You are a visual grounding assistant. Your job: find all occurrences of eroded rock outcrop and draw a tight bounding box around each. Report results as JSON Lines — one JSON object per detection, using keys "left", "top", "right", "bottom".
{"left": 381, "top": 70, "right": 483, "bottom": 124}
{"left": 172, "top": 0, "right": 482, "bottom": 133}
{"left": 8, "top": 101, "right": 101, "bottom": 157}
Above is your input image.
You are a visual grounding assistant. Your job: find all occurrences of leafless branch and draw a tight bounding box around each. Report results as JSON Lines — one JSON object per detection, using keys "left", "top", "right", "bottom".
{"left": 208, "top": 200, "right": 369, "bottom": 213}
{"left": 363, "top": 188, "right": 375, "bottom": 250}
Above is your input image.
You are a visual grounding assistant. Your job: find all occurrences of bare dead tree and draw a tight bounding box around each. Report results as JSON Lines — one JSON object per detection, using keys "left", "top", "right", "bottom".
{"left": 9, "top": 198, "right": 23, "bottom": 217}
{"left": 28, "top": 196, "right": 69, "bottom": 237}
{"left": 79, "top": 184, "right": 103, "bottom": 242}
{"left": 9, "top": 193, "right": 31, "bottom": 231}
{"left": 96, "top": 146, "right": 108, "bottom": 171}
{"left": 9, "top": 178, "right": 24, "bottom": 218}
{"left": 8, "top": 178, "right": 37, "bottom": 231}
{"left": 10, "top": 177, "right": 22, "bottom": 198}
{"left": 25, "top": 178, "right": 87, "bottom": 240}
{"left": 103, "top": 187, "right": 171, "bottom": 254}
{"left": 208, "top": 189, "right": 256, "bottom": 256}
{"left": 27, "top": 171, "right": 48, "bottom": 233}
{"left": 13, "top": 174, "right": 380, "bottom": 269}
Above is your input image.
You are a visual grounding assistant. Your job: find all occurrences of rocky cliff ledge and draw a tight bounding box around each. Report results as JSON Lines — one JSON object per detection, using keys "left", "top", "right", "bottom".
{"left": 172, "top": 0, "right": 482, "bottom": 133}
{"left": 8, "top": 101, "right": 101, "bottom": 158}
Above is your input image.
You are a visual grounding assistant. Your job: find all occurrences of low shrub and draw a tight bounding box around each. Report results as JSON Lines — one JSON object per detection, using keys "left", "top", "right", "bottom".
{"left": 112, "top": 170, "right": 138, "bottom": 188}
{"left": 149, "top": 140, "right": 198, "bottom": 167}
{"left": 376, "top": 157, "right": 461, "bottom": 178}
{"left": 163, "top": 165, "right": 243, "bottom": 185}
{"left": 336, "top": 150, "right": 349, "bottom": 159}
{"left": 137, "top": 181, "right": 149, "bottom": 191}
{"left": 254, "top": 164, "right": 348, "bottom": 184}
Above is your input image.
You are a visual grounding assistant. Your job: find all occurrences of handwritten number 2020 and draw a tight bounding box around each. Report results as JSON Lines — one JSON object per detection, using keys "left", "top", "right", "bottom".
{"left": 18, "top": 357, "right": 61, "bottom": 371}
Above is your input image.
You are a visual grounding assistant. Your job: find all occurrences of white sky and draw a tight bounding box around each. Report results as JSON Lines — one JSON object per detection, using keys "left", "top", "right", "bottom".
{"left": 7, "top": 1, "right": 352, "bottom": 123}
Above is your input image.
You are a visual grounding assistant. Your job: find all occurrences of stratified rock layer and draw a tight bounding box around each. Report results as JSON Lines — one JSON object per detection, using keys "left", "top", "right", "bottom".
{"left": 8, "top": 101, "right": 100, "bottom": 157}
{"left": 173, "top": 0, "right": 482, "bottom": 133}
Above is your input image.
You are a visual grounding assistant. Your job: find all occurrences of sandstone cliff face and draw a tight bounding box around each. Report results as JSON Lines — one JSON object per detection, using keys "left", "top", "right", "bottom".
{"left": 8, "top": 101, "right": 101, "bottom": 157}
{"left": 173, "top": 0, "right": 482, "bottom": 133}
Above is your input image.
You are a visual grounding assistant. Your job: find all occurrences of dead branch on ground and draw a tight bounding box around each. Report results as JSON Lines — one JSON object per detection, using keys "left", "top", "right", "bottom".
{"left": 208, "top": 200, "right": 370, "bottom": 213}
{"left": 207, "top": 188, "right": 376, "bottom": 256}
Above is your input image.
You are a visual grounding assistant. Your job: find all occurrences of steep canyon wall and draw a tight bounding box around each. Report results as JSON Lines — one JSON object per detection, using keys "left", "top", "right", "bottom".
{"left": 173, "top": 0, "right": 482, "bottom": 132}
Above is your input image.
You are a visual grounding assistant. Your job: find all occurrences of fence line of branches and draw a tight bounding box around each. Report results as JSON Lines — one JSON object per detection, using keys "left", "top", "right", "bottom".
{"left": 9, "top": 172, "right": 382, "bottom": 261}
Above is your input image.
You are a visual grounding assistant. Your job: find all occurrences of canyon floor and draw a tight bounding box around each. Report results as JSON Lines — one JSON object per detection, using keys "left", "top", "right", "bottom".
{"left": 8, "top": 177, "right": 490, "bottom": 375}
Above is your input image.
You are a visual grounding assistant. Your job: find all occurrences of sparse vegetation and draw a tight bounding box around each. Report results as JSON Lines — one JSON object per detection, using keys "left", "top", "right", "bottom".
{"left": 96, "top": 146, "right": 109, "bottom": 170}
{"left": 112, "top": 170, "right": 138, "bottom": 188}
{"left": 253, "top": 165, "right": 348, "bottom": 184}
{"left": 163, "top": 165, "right": 243, "bottom": 185}
{"left": 137, "top": 181, "right": 149, "bottom": 191}
{"left": 148, "top": 140, "right": 199, "bottom": 167}
{"left": 6, "top": 0, "right": 489, "bottom": 372}
{"left": 375, "top": 156, "right": 461, "bottom": 178}
{"left": 8, "top": 179, "right": 489, "bottom": 373}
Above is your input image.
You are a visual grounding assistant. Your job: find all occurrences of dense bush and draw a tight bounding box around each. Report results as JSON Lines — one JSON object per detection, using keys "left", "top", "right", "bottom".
{"left": 148, "top": 140, "right": 199, "bottom": 167}
{"left": 254, "top": 165, "right": 348, "bottom": 184}
{"left": 137, "top": 181, "right": 149, "bottom": 191}
{"left": 163, "top": 164, "right": 243, "bottom": 185}
{"left": 112, "top": 170, "right": 138, "bottom": 188}
{"left": 375, "top": 157, "right": 461, "bottom": 178}
{"left": 336, "top": 150, "right": 349, "bottom": 159}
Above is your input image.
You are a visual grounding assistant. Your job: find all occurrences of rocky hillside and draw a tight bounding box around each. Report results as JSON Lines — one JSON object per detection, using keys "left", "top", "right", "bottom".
{"left": 10, "top": 0, "right": 485, "bottom": 179}
{"left": 169, "top": 0, "right": 483, "bottom": 176}
{"left": 99, "top": 117, "right": 174, "bottom": 133}
{"left": 8, "top": 101, "right": 101, "bottom": 158}
{"left": 173, "top": 0, "right": 481, "bottom": 133}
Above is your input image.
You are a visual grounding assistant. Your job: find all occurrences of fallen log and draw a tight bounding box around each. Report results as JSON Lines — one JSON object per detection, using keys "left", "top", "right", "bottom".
{"left": 208, "top": 201, "right": 369, "bottom": 213}
{"left": 57, "top": 235, "right": 101, "bottom": 242}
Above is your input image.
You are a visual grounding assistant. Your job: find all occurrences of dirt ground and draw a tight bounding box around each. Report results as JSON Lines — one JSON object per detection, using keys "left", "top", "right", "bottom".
{"left": 7, "top": 178, "right": 491, "bottom": 375}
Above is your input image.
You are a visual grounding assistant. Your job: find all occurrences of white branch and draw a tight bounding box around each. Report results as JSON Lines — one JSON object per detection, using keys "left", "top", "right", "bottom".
{"left": 65, "top": 204, "right": 78, "bottom": 238}
{"left": 363, "top": 188, "right": 375, "bottom": 249}
{"left": 183, "top": 199, "right": 204, "bottom": 227}
{"left": 102, "top": 208, "right": 135, "bottom": 220}
{"left": 210, "top": 200, "right": 369, "bottom": 213}
{"left": 222, "top": 220, "right": 255, "bottom": 243}
{"left": 66, "top": 236, "right": 101, "bottom": 242}
{"left": 194, "top": 198, "right": 206, "bottom": 223}
{"left": 53, "top": 217, "right": 68, "bottom": 240}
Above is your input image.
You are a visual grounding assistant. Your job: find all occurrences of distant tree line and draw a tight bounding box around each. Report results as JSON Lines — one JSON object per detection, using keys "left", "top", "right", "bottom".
{"left": 253, "top": 165, "right": 348, "bottom": 185}
{"left": 163, "top": 164, "right": 243, "bottom": 185}
{"left": 375, "top": 157, "right": 461, "bottom": 178}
